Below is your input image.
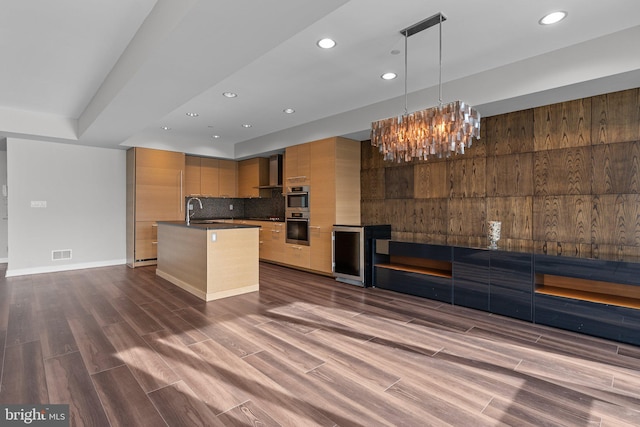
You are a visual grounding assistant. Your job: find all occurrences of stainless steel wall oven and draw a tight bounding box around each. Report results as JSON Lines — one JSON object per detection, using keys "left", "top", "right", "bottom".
{"left": 286, "top": 185, "right": 310, "bottom": 212}
{"left": 286, "top": 211, "right": 310, "bottom": 245}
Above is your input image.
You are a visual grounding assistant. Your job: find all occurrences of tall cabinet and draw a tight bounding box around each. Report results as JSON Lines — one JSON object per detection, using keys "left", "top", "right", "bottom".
{"left": 127, "top": 147, "right": 185, "bottom": 267}
{"left": 285, "top": 137, "right": 360, "bottom": 274}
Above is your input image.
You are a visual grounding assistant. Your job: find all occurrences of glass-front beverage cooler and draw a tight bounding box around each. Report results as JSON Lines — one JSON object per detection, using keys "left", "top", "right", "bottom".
{"left": 332, "top": 224, "right": 391, "bottom": 286}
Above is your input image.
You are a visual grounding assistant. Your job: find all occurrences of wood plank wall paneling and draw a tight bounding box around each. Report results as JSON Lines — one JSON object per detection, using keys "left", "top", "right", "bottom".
{"left": 592, "top": 88, "right": 640, "bottom": 145}
{"left": 449, "top": 157, "right": 486, "bottom": 198}
{"left": 486, "top": 153, "right": 533, "bottom": 197}
{"left": 486, "top": 109, "right": 534, "bottom": 156}
{"left": 533, "top": 98, "right": 591, "bottom": 151}
{"left": 591, "top": 141, "right": 640, "bottom": 194}
{"left": 361, "top": 87, "right": 640, "bottom": 257}
{"left": 414, "top": 161, "right": 449, "bottom": 199}
{"left": 384, "top": 166, "right": 414, "bottom": 199}
{"left": 592, "top": 194, "right": 640, "bottom": 246}
{"left": 361, "top": 168, "right": 385, "bottom": 200}
{"left": 534, "top": 147, "right": 591, "bottom": 196}
{"left": 486, "top": 196, "right": 532, "bottom": 241}
{"left": 532, "top": 195, "right": 591, "bottom": 243}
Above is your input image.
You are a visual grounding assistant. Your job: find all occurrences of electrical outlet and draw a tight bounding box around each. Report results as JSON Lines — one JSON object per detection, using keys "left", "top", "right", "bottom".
{"left": 31, "top": 201, "right": 47, "bottom": 208}
{"left": 229, "top": 204, "right": 233, "bottom": 210}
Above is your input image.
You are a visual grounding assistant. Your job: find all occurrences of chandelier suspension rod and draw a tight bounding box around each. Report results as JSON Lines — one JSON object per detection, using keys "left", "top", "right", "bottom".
{"left": 403, "top": 29, "right": 408, "bottom": 116}
{"left": 438, "top": 12, "right": 442, "bottom": 106}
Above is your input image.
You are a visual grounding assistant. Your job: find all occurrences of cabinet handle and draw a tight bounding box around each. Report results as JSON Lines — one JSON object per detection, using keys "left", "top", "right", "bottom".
{"left": 151, "top": 223, "right": 158, "bottom": 227}
{"left": 151, "top": 241, "right": 158, "bottom": 245}
{"left": 309, "top": 226, "right": 321, "bottom": 229}
{"left": 179, "top": 170, "right": 183, "bottom": 212}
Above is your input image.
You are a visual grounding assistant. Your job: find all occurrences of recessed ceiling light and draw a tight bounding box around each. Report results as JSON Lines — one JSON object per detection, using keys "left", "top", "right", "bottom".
{"left": 283, "top": 108, "right": 295, "bottom": 114}
{"left": 381, "top": 72, "right": 397, "bottom": 80}
{"left": 222, "top": 92, "right": 238, "bottom": 98}
{"left": 212, "top": 135, "right": 220, "bottom": 139}
{"left": 161, "top": 126, "right": 171, "bottom": 131}
{"left": 242, "top": 124, "right": 252, "bottom": 128}
{"left": 539, "top": 11, "right": 567, "bottom": 25}
{"left": 317, "top": 38, "right": 336, "bottom": 49}
{"left": 186, "top": 112, "right": 199, "bottom": 117}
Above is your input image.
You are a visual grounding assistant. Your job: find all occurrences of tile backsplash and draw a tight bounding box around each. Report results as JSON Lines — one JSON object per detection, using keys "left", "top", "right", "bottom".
{"left": 187, "top": 189, "right": 284, "bottom": 220}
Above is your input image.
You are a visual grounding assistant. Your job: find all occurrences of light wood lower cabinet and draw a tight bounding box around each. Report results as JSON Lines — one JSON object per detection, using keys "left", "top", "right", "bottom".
{"left": 261, "top": 222, "right": 285, "bottom": 263}
{"left": 134, "top": 221, "right": 158, "bottom": 262}
{"left": 285, "top": 244, "right": 310, "bottom": 269}
{"left": 310, "top": 227, "right": 332, "bottom": 274}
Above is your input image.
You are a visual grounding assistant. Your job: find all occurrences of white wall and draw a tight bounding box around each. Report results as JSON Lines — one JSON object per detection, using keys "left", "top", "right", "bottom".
{"left": 0, "top": 149, "right": 7, "bottom": 261}
{"left": 6, "top": 138, "right": 126, "bottom": 276}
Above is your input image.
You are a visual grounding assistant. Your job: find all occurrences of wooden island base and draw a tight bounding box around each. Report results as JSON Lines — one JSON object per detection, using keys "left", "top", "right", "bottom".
{"left": 156, "top": 222, "right": 259, "bottom": 301}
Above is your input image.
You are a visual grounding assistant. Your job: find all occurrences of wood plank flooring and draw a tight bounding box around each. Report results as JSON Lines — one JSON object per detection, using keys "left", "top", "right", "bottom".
{"left": 0, "top": 262, "right": 639, "bottom": 426}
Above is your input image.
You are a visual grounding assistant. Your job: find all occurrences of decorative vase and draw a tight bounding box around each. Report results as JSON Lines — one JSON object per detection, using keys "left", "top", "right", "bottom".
{"left": 488, "top": 221, "right": 501, "bottom": 249}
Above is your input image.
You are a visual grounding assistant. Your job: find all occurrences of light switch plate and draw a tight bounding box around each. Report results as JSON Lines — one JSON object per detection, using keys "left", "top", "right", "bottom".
{"left": 31, "top": 201, "right": 47, "bottom": 208}
{"left": 211, "top": 233, "right": 217, "bottom": 242}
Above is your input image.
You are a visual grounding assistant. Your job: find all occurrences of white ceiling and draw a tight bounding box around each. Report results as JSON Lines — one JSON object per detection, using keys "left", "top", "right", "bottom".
{"left": 2, "top": 0, "right": 640, "bottom": 159}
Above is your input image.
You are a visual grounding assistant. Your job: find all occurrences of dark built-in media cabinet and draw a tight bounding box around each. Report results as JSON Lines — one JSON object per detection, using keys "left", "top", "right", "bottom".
{"left": 374, "top": 240, "right": 640, "bottom": 346}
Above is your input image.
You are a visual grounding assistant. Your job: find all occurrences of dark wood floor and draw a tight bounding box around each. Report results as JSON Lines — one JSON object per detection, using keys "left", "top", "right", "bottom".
{"left": 0, "top": 262, "right": 639, "bottom": 426}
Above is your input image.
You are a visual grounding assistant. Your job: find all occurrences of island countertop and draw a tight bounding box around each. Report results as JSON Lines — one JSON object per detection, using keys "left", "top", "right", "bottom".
{"left": 157, "top": 220, "right": 260, "bottom": 230}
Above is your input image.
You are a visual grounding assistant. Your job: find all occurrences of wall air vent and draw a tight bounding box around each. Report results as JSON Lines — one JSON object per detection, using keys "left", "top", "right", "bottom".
{"left": 52, "top": 249, "right": 72, "bottom": 261}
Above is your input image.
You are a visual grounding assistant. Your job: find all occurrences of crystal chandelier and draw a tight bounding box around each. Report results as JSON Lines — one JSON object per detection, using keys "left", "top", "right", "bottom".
{"left": 371, "top": 13, "right": 481, "bottom": 162}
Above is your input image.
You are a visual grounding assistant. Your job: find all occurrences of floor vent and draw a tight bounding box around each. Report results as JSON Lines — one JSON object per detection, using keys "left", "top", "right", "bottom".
{"left": 52, "top": 249, "right": 72, "bottom": 261}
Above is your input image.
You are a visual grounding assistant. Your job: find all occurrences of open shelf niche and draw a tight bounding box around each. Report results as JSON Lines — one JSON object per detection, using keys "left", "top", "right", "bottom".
{"left": 536, "top": 274, "right": 640, "bottom": 309}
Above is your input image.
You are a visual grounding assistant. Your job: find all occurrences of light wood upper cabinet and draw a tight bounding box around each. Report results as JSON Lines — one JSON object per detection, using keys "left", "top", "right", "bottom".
{"left": 238, "top": 157, "right": 270, "bottom": 198}
{"left": 218, "top": 159, "right": 237, "bottom": 197}
{"left": 185, "top": 155, "right": 202, "bottom": 196}
{"left": 184, "top": 156, "right": 236, "bottom": 197}
{"left": 127, "top": 147, "right": 185, "bottom": 267}
{"left": 310, "top": 138, "right": 337, "bottom": 230}
{"left": 201, "top": 158, "right": 220, "bottom": 196}
{"left": 309, "top": 137, "right": 361, "bottom": 228}
{"left": 285, "top": 143, "right": 310, "bottom": 184}
{"left": 134, "top": 148, "right": 185, "bottom": 222}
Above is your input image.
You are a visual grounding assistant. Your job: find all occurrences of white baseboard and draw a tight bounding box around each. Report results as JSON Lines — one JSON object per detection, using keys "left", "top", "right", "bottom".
{"left": 4, "top": 259, "right": 127, "bottom": 277}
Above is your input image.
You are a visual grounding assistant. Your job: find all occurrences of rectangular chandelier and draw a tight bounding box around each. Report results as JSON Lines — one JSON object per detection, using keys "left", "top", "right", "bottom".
{"left": 371, "top": 100, "right": 480, "bottom": 162}
{"left": 370, "top": 13, "right": 481, "bottom": 162}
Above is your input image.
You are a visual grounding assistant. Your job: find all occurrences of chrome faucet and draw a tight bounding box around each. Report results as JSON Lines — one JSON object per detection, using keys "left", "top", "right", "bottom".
{"left": 185, "top": 197, "right": 203, "bottom": 225}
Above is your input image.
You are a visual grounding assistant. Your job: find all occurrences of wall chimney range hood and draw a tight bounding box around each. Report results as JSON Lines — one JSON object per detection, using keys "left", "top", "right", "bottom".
{"left": 258, "top": 154, "right": 283, "bottom": 189}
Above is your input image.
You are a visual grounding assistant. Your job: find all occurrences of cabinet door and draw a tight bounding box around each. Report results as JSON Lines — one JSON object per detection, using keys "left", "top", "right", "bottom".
{"left": 135, "top": 148, "right": 185, "bottom": 221}
{"left": 218, "top": 159, "right": 237, "bottom": 197}
{"left": 490, "top": 252, "right": 533, "bottom": 321}
{"left": 271, "top": 223, "right": 286, "bottom": 263}
{"left": 200, "top": 158, "right": 219, "bottom": 196}
{"left": 185, "top": 155, "right": 201, "bottom": 196}
{"left": 310, "top": 139, "right": 336, "bottom": 228}
{"left": 310, "top": 229, "right": 332, "bottom": 273}
{"left": 453, "top": 248, "right": 490, "bottom": 310}
{"left": 134, "top": 221, "right": 158, "bottom": 262}
{"left": 285, "top": 144, "right": 310, "bottom": 184}
{"left": 285, "top": 244, "right": 310, "bottom": 269}
{"left": 334, "top": 137, "right": 361, "bottom": 225}
{"left": 238, "top": 158, "right": 269, "bottom": 198}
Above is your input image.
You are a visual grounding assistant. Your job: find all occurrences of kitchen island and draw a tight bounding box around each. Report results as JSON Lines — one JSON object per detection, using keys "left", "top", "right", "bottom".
{"left": 156, "top": 221, "right": 260, "bottom": 301}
